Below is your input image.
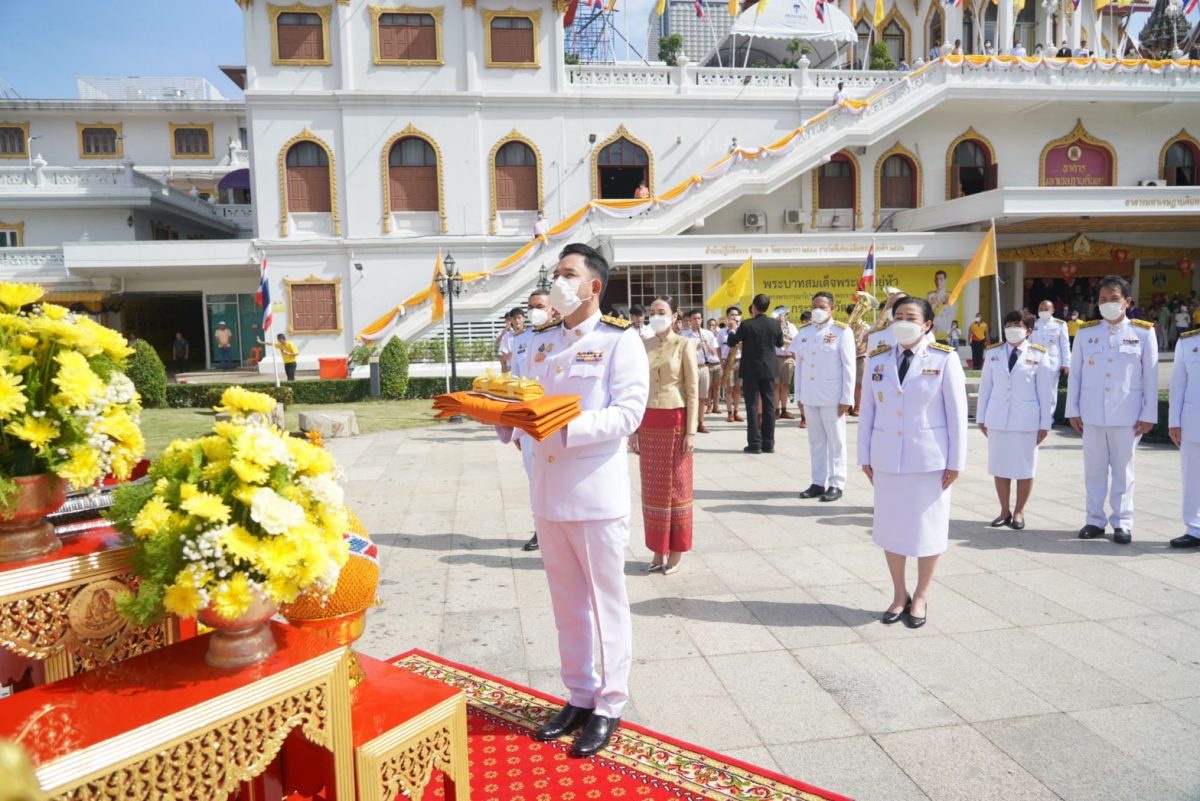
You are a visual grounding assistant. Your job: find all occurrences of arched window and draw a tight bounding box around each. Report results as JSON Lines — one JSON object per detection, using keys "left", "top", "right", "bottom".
{"left": 388, "top": 137, "right": 438, "bottom": 212}
{"left": 962, "top": 8, "right": 974, "bottom": 54}
{"left": 928, "top": 7, "right": 944, "bottom": 57}
{"left": 819, "top": 153, "right": 855, "bottom": 210}
{"left": 880, "top": 155, "right": 916, "bottom": 208}
{"left": 951, "top": 139, "right": 996, "bottom": 198}
{"left": 1165, "top": 141, "right": 1197, "bottom": 187}
{"left": 597, "top": 137, "right": 649, "bottom": 199}
{"left": 285, "top": 141, "right": 331, "bottom": 212}
{"left": 883, "top": 20, "right": 906, "bottom": 65}
{"left": 494, "top": 140, "right": 538, "bottom": 210}
{"left": 856, "top": 20, "right": 871, "bottom": 67}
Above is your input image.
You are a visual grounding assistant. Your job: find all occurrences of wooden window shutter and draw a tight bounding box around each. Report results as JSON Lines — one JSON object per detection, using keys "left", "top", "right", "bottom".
{"left": 390, "top": 166, "right": 437, "bottom": 211}
{"left": 290, "top": 284, "right": 337, "bottom": 332}
{"left": 278, "top": 16, "right": 323, "bottom": 60}
{"left": 287, "top": 166, "right": 331, "bottom": 212}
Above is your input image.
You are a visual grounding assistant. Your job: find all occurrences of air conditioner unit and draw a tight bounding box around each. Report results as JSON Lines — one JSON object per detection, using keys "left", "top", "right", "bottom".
{"left": 784, "top": 208, "right": 804, "bottom": 226}
{"left": 1139, "top": 179, "right": 1167, "bottom": 187}
{"left": 744, "top": 211, "right": 765, "bottom": 228}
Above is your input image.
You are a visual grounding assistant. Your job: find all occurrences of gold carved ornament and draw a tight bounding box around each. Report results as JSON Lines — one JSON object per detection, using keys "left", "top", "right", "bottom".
{"left": 811, "top": 149, "right": 862, "bottom": 230}
{"left": 379, "top": 124, "right": 447, "bottom": 234}
{"left": 873, "top": 141, "right": 921, "bottom": 227}
{"left": 1038, "top": 118, "right": 1118, "bottom": 187}
{"left": 267, "top": 3, "right": 334, "bottom": 67}
{"left": 591, "top": 124, "right": 654, "bottom": 201}
{"left": 375, "top": 725, "right": 454, "bottom": 801}
{"left": 944, "top": 127, "right": 996, "bottom": 201}
{"left": 488, "top": 129, "right": 544, "bottom": 235}
{"left": 277, "top": 128, "right": 342, "bottom": 238}
{"left": 997, "top": 233, "right": 1195, "bottom": 262}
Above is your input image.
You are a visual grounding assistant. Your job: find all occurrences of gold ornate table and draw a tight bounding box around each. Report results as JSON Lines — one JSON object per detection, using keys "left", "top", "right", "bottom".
{"left": 0, "top": 622, "right": 356, "bottom": 801}
{"left": 0, "top": 525, "right": 186, "bottom": 690}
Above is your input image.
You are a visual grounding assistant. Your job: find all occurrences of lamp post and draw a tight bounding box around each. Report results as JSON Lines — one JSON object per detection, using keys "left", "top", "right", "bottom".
{"left": 1166, "top": 0, "right": 1183, "bottom": 59}
{"left": 438, "top": 252, "right": 464, "bottom": 397}
{"left": 536, "top": 264, "right": 552, "bottom": 292}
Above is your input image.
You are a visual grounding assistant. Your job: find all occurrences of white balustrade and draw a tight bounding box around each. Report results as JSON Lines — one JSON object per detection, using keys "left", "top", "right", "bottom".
{"left": 566, "top": 64, "right": 674, "bottom": 86}
{"left": 691, "top": 67, "right": 795, "bottom": 88}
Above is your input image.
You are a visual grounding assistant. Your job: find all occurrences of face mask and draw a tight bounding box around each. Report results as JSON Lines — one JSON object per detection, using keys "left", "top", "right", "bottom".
{"left": 526, "top": 307, "right": 549, "bottom": 328}
{"left": 647, "top": 314, "right": 672, "bottom": 334}
{"left": 549, "top": 276, "right": 590, "bottom": 317}
{"left": 890, "top": 321, "right": 924, "bottom": 346}
{"left": 810, "top": 308, "right": 831, "bottom": 325}
{"left": 1099, "top": 301, "right": 1126, "bottom": 322}
{"left": 1038, "top": 310, "right": 1052, "bottom": 321}
{"left": 1004, "top": 327, "right": 1026, "bottom": 344}
{"left": 974, "top": 316, "right": 982, "bottom": 323}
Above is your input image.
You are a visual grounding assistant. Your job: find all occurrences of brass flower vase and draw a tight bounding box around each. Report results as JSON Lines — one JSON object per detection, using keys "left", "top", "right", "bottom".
{"left": 197, "top": 591, "right": 278, "bottom": 669}
{"left": 0, "top": 474, "right": 68, "bottom": 564}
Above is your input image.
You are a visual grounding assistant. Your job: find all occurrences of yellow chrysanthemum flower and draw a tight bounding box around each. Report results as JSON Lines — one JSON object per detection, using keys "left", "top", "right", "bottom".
{"left": 230, "top": 457, "right": 269, "bottom": 485}
{"left": 199, "top": 435, "right": 231, "bottom": 463}
{"left": 265, "top": 574, "right": 302, "bottom": 605}
{"left": 6, "top": 414, "right": 61, "bottom": 448}
{"left": 40, "top": 303, "right": 68, "bottom": 320}
{"left": 73, "top": 317, "right": 133, "bottom": 361}
{"left": 0, "top": 283, "right": 45, "bottom": 310}
{"left": 180, "top": 491, "right": 232, "bottom": 524}
{"left": 0, "top": 371, "right": 28, "bottom": 420}
{"left": 17, "top": 334, "right": 38, "bottom": 351}
{"left": 51, "top": 351, "right": 105, "bottom": 409}
{"left": 211, "top": 573, "right": 254, "bottom": 620}
{"left": 0, "top": 350, "right": 35, "bottom": 373}
{"left": 179, "top": 482, "right": 198, "bottom": 501}
{"left": 162, "top": 578, "right": 204, "bottom": 618}
{"left": 287, "top": 437, "right": 334, "bottom": 477}
{"left": 214, "top": 386, "right": 277, "bottom": 417}
{"left": 220, "top": 525, "right": 261, "bottom": 564}
{"left": 132, "top": 496, "right": 173, "bottom": 539}
{"left": 232, "top": 483, "right": 259, "bottom": 506}
{"left": 57, "top": 444, "right": 102, "bottom": 488}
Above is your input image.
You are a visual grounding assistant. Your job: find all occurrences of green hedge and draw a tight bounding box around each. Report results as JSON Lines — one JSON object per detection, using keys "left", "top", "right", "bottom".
{"left": 403, "top": 377, "right": 473, "bottom": 399}
{"left": 1053, "top": 387, "right": 1171, "bottom": 441}
{"left": 126, "top": 340, "right": 168, "bottom": 408}
{"left": 166, "top": 383, "right": 295, "bottom": 409}
{"left": 379, "top": 338, "right": 409, "bottom": 400}
{"left": 289, "top": 378, "right": 371, "bottom": 404}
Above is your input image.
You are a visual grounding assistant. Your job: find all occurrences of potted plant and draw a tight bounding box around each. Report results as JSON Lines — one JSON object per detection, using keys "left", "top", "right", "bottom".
{"left": 107, "top": 386, "right": 351, "bottom": 668}
{"left": 0, "top": 283, "right": 144, "bottom": 563}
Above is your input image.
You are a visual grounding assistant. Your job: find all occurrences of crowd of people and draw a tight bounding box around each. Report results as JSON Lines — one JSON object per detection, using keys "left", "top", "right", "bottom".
{"left": 493, "top": 243, "right": 1198, "bottom": 761}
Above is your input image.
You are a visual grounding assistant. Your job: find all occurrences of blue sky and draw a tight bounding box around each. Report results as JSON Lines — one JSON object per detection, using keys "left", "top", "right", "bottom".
{"left": 0, "top": 1, "right": 248, "bottom": 99}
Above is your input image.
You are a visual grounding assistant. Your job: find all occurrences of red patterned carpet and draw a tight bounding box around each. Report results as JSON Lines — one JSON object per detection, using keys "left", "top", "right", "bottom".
{"left": 389, "top": 650, "right": 852, "bottom": 801}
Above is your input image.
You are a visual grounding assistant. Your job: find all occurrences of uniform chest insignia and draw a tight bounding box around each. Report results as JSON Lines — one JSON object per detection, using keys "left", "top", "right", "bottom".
{"left": 1025, "top": 359, "right": 1038, "bottom": 365}
{"left": 922, "top": 368, "right": 941, "bottom": 376}
{"left": 534, "top": 352, "right": 546, "bottom": 363}
{"left": 575, "top": 350, "right": 604, "bottom": 362}
{"left": 871, "top": 373, "right": 883, "bottom": 382}
{"left": 872, "top": 363, "right": 885, "bottom": 374}
{"left": 1122, "top": 338, "right": 1138, "bottom": 345}
{"left": 823, "top": 333, "right": 837, "bottom": 344}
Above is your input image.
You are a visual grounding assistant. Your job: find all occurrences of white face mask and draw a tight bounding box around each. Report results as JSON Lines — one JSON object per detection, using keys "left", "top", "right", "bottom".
{"left": 810, "top": 308, "right": 831, "bottom": 325}
{"left": 890, "top": 320, "right": 924, "bottom": 347}
{"left": 549, "top": 276, "right": 590, "bottom": 317}
{"left": 526, "top": 307, "right": 549, "bottom": 328}
{"left": 647, "top": 314, "right": 673, "bottom": 334}
{"left": 1038, "top": 310, "right": 1052, "bottom": 321}
{"left": 1004, "top": 326, "right": 1026, "bottom": 344}
{"left": 1099, "top": 301, "right": 1126, "bottom": 322}
{"left": 974, "top": 316, "right": 982, "bottom": 323}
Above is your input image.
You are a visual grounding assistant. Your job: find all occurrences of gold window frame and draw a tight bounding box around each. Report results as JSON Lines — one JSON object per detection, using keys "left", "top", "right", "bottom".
{"left": 1159, "top": 129, "right": 1200, "bottom": 182}
{"left": 590, "top": 124, "right": 654, "bottom": 200}
{"left": 169, "top": 123, "right": 215, "bottom": 160}
{"left": 1038, "top": 118, "right": 1118, "bottom": 187}
{"left": 370, "top": 4, "right": 445, "bottom": 66}
{"left": 0, "top": 220, "right": 24, "bottom": 246}
{"left": 269, "top": 2, "right": 333, "bottom": 67}
{"left": 873, "top": 141, "right": 922, "bottom": 227}
{"left": 482, "top": 8, "right": 541, "bottom": 69}
{"left": 278, "top": 128, "right": 341, "bottom": 237}
{"left": 488, "top": 129, "right": 544, "bottom": 233}
{"left": 380, "top": 124, "right": 447, "bottom": 233}
{"left": 944, "top": 127, "right": 996, "bottom": 201}
{"left": 76, "top": 122, "right": 123, "bottom": 160}
{"left": 811, "top": 150, "right": 862, "bottom": 229}
{"left": 0, "top": 122, "right": 30, "bottom": 159}
{"left": 285, "top": 275, "right": 343, "bottom": 335}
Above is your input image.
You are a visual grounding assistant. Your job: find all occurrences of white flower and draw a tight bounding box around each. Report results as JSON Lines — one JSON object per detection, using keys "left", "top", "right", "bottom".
{"left": 299, "top": 474, "right": 344, "bottom": 508}
{"left": 249, "top": 487, "right": 306, "bottom": 536}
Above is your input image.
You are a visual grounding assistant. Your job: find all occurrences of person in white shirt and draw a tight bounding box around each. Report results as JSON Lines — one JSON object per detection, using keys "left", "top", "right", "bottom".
{"left": 1030, "top": 299, "right": 1071, "bottom": 378}
{"left": 496, "top": 307, "right": 524, "bottom": 372}
{"left": 682, "top": 309, "right": 718, "bottom": 433}
{"left": 532, "top": 210, "right": 549, "bottom": 239}
{"left": 832, "top": 81, "right": 847, "bottom": 105}
{"left": 1174, "top": 306, "right": 1191, "bottom": 346}
{"left": 1011, "top": 42, "right": 1027, "bottom": 57}
{"left": 774, "top": 307, "right": 799, "bottom": 421}
{"left": 629, "top": 304, "right": 655, "bottom": 341}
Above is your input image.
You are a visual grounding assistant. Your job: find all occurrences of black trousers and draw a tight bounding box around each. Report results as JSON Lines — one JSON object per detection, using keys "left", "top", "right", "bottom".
{"left": 284, "top": 362, "right": 297, "bottom": 382}
{"left": 743, "top": 376, "right": 776, "bottom": 450}
{"left": 970, "top": 340, "right": 985, "bottom": 370}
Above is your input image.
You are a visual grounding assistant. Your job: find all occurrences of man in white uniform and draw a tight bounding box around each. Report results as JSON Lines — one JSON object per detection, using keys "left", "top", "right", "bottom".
{"left": 498, "top": 243, "right": 648, "bottom": 757}
{"left": 1066, "top": 276, "right": 1158, "bottom": 544}
{"left": 790, "top": 291, "right": 856, "bottom": 502}
{"left": 1031, "top": 299, "right": 1071, "bottom": 376}
{"left": 1168, "top": 327, "right": 1200, "bottom": 548}
{"left": 510, "top": 289, "right": 552, "bottom": 552}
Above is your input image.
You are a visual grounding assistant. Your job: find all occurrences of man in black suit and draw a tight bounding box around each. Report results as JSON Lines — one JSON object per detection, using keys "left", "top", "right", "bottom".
{"left": 726, "top": 294, "right": 784, "bottom": 453}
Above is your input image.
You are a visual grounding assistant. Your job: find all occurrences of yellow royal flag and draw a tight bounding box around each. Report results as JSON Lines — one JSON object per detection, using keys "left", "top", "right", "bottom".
{"left": 946, "top": 225, "right": 997, "bottom": 307}
{"left": 657, "top": 0, "right": 666, "bottom": 14}
{"left": 707, "top": 257, "right": 753, "bottom": 311}
{"left": 729, "top": 0, "right": 739, "bottom": 16}
{"left": 607, "top": 0, "right": 618, "bottom": 11}
{"left": 849, "top": 0, "right": 857, "bottom": 21}
{"left": 758, "top": 0, "right": 768, "bottom": 12}
{"left": 873, "top": 0, "right": 884, "bottom": 26}
{"left": 430, "top": 249, "right": 446, "bottom": 324}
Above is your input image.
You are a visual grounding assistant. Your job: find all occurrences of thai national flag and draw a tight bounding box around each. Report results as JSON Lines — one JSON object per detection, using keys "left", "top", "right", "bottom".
{"left": 1185, "top": 0, "right": 1196, "bottom": 15}
{"left": 257, "top": 257, "right": 273, "bottom": 334}
{"left": 815, "top": 0, "right": 825, "bottom": 22}
{"left": 591, "top": 0, "right": 604, "bottom": 10}
{"left": 694, "top": 0, "right": 705, "bottom": 16}
{"left": 1071, "top": 0, "right": 1079, "bottom": 9}
{"left": 856, "top": 245, "right": 876, "bottom": 292}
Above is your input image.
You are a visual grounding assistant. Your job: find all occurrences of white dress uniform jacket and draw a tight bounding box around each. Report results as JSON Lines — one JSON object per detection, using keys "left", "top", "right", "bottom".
{"left": 976, "top": 341, "right": 1057, "bottom": 432}
{"left": 1168, "top": 329, "right": 1200, "bottom": 537}
{"left": 857, "top": 340, "right": 968, "bottom": 474}
{"left": 510, "top": 326, "right": 537, "bottom": 473}
{"left": 1031, "top": 317, "right": 1071, "bottom": 371}
{"left": 790, "top": 319, "right": 856, "bottom": 490}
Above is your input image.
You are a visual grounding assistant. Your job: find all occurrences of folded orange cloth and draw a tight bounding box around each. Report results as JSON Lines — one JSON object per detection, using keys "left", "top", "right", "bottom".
{"left": 432, "top": 392, "right": 582, "bottom": 441}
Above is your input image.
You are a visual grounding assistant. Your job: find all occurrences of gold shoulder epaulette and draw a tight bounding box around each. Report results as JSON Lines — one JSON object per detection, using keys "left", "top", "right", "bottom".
{"left": 1131, "top": 318, "right": 1154, "bottom": 330}
{"left": 534, "top": 319, "right": 563, "bottom": 332}
{"left": 601, "top": 315, "right": 631, "bottom": 329}
{"left": 1181, "top": 328, "right": 1200, "bottom": 340}
{"left": 833, "top": 320, "right": 848, "bottom": 329}
{"left": 986, "top": 342, "right": 1003, "bottom": 350}
{"left": 929, "top": 342, "right": 953, "bottom": 353}
{"left": 1078, "top": 319, "right": 1101, "bottom": 329}
{"left": 1029, "top": 343, "right": 1048, "bottom": 353}
{"left": 869, "top": 343, "right": 891, "bottom": 358}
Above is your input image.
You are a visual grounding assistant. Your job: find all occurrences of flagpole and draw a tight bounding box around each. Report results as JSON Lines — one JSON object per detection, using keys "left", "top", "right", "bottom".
{"left": 268, "top": 317, "right": 281, "bottom": 388}
{"left": 991, "top": 219, "right": 1001, "bottom": 344}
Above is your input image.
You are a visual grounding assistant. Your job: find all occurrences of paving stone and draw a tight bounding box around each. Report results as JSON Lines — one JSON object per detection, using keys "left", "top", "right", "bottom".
{"left": 1071, "top": 703, "right": 1200, "bottom": 795}
{"left": 938, "top": 572, "right": 1084, "bottom": 626}
{"left": 998, "top": 567, "right": 1154, "bottom": 619}
{"left": 770, "top": 736, "right": 931, "bottom": 801}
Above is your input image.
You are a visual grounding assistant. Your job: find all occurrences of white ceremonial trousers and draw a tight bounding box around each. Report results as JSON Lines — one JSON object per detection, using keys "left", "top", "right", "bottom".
{"left": 790, "top": 320, "right": 855, "bottom": 490}
{"left": 1082, "top": 425, "right": 1138, "bottom": 530}
{"left": 808, "top": 404, "right": 848, "bottom": 489}
{"left": 1167, "top": 332, "right": 1200, "bottom": 537}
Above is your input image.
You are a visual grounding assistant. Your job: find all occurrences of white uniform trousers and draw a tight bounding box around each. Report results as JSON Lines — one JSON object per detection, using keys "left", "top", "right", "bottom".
{"left": 1082, "top": 424, "right": 1138, "bottom": 530}
{"left": 1183, "top": 441, "right": 1200, "bottom": 537}
{"left": 519, "top": 439, "right": 535, "bottom": 531}
{"left": 807, "top": 405, "right": 848, "bottom": 490}
{"left": 534, "top": 516, "right": 632, "bottom": 719}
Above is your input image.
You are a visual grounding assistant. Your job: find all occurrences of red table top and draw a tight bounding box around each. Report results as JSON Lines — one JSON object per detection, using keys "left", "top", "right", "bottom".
{"left": 0, "top": 622, "right": 341, "bottom": 766}
{"left": 352, "top": 654, "right": 461, "bottom": 747}
{"left": 0, "top": 525, "right": 123, "bottom": 576}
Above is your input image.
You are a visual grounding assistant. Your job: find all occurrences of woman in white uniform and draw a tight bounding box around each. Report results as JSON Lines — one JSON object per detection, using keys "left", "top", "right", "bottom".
{"left": 858, "top": 297, "right": 967, "bottom": 628}
{"left": 1167, "top": 328, "right": 1200, "bottom": 548}
{"left": 976, "top": 311, "right": 1057, "bottom": 530}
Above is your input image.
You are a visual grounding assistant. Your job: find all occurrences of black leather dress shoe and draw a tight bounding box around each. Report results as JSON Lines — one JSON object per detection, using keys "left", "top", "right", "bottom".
{"left": 535, "top": 704, "right": 593, "bottom": 741}
{"left": 522, "top": 533, "right": 539, "bottom": 551}
{"left": 1078, "top": 524, "right": 1105, "bottom": 539}
{"left": 570, "top": 714, "right": 620, "bottom": 758}
{"left": 1170, "top": 534, "right": 1200, "bottom": 548}
{"left": 762, "top": 446, "right": 775, "bottom": 453}
{"left": 1113, "top": 528, "right": 1132, "bottom": 545}
{"left": 1010, "top": 515, "right": 1026, "bottom": 531}
{"left": 819, "top": 487, "right": 843, "bottom": 502}
{"left": 798, "top": 484, "right": 826, "bottom": 499}
{"left": 991, "top": 515, "right": 1012, "bottom": 528}
{"left": 905, "top": 603, "right": 927, "bottom": 629}
{"left": 881, "top": 596, "right": 911, "bottom": 625}
{"left": 743, "top": 446, "right": 762, "bottom": 454}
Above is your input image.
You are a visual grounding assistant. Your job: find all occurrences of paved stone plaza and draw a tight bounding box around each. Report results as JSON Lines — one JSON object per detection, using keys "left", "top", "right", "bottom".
{"left": 336, "top": 411, "right": 1200, "bottom": 801}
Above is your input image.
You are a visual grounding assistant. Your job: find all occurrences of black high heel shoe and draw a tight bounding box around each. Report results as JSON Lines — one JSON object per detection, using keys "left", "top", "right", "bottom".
{"left": 990, "top": 514, "right": 1012, "bottom": 528}
{"left": 881, "top": 596, "right": 911, "bottom": 625}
